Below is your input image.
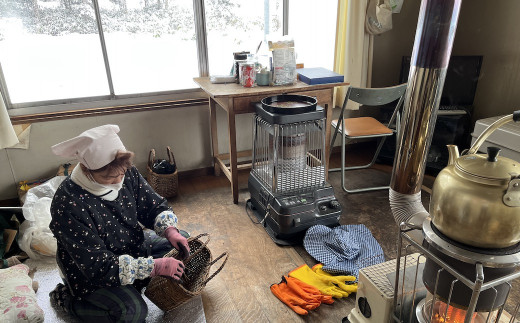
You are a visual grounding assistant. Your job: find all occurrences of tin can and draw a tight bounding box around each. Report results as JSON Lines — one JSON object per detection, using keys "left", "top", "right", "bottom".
{"left": 239, "top": 63, "right": 256, "bottom": 88}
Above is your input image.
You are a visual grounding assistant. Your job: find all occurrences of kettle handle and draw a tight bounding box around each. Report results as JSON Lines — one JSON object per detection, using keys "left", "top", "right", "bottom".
{"left": 466, "top": 110, "right": 520, "bottom": 155}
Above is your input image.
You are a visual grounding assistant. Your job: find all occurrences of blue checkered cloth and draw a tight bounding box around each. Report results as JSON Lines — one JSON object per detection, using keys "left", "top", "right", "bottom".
{"left": 303, "top": 224, "right": 385, "bottom": 277}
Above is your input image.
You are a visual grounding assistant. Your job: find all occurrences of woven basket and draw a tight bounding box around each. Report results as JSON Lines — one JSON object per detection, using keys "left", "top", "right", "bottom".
{"left": 147, "top": 146, "right": 178, "bottom": 198}
{"left": 144, "top": 233, "right": 228, "bottom": 312}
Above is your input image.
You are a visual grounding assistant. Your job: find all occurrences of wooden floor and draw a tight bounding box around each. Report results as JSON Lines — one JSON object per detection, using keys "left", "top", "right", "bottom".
{"left": 170, "top": 146, "right": 398, "bottom": 323}
{"left": 165, "top": 144, "right": 520, "bottom": 322}
{"left": 173, "top": 172, "right": 347, "bottom": 322}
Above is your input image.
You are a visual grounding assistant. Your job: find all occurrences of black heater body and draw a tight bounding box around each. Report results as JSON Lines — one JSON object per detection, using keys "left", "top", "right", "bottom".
{"left": 248, "top": 96, "right": 341, "bottom": 245}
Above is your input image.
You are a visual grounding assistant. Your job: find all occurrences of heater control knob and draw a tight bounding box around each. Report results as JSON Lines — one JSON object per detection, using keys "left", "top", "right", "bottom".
{"left": 329, "top": 200, "right": 341, "bottom": 209}
{"left": 319, "top": 204, "right": 328, "bottom": 212}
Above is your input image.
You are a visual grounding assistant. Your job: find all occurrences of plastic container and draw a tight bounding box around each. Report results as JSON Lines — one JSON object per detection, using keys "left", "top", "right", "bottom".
{"left": 256, "top": 69, "right": 271, "bottom": 86}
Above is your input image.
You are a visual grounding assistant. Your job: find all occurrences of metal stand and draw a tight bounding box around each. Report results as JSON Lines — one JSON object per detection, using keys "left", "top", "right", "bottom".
{"left": 392, "top": 219, "right": 520, "bottom": 323}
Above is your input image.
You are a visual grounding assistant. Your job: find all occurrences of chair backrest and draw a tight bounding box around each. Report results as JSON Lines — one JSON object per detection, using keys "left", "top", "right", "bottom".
{"left": 346, "top": 83, "right": 407, "bottom": 106}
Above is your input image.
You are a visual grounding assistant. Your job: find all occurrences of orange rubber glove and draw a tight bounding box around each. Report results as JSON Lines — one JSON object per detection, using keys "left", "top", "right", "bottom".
{"left": 270, "top": 276, "right": 321, "bottom": 315}
{"left": 285, "top": 276, "right": 334, "bottom": 305}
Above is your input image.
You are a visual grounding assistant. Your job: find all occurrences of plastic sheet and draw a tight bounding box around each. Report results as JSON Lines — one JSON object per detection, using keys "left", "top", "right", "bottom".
{"left": 268, "top": 37, "right": 296, "bottom": 86}
{"left": 19, "top": 176, "right": 66, "bottom": 259}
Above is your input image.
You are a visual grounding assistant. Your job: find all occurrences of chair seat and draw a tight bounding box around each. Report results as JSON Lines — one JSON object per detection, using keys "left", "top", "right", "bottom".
{"left": 332, "top": 117, "right": 393, "bottom": 137}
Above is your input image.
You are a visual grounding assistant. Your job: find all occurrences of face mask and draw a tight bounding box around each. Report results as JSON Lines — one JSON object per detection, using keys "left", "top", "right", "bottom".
{"left": 101, "top": 178, "right": 124, "bottom": 192}
{"left": 87, "top": 172, "right": 125, "bottom": 192}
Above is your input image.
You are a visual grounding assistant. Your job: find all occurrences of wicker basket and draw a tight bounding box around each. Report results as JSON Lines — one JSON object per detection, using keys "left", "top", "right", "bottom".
{"left": 144, "top": 233, "right": 228, "bottom": 312}
{"left": 147, "top": 147, "right": 178, "bottom": 198}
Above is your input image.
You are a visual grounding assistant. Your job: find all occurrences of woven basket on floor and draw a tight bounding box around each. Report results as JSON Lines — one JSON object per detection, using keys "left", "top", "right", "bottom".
{"left": 144, "top": 233, "right": 228, "bottom": 312}
{"left": 147, "top": 147, "right": 178, "bottom": 198}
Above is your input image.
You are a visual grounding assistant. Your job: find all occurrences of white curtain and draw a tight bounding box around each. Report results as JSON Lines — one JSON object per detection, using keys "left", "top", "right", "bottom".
{"left": 0, "top": 91, "right": 19, "bottom": 149}
{"left": 334, "top": 0, "right": 373, "bottom": 110}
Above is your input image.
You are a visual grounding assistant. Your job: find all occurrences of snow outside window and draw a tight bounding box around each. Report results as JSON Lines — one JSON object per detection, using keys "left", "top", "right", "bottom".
{"left": 289, "top": 0, "right": 337, "bottom": 71}
{"left": 205, "top": 0, "right": 283, "bottom": 76}
{"left": 0, "top": 0, "right": 198, "bottom": 104}
{"left": 98, "top": 0, "right": 198, "bottom": 95}
{"left": 0, "top": 0, "right": 110, "bottom": 103}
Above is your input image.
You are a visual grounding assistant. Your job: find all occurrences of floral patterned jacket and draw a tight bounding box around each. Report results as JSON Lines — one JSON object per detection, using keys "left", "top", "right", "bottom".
{"left": 50, "top": 166, "right": 171, "bottom": 296}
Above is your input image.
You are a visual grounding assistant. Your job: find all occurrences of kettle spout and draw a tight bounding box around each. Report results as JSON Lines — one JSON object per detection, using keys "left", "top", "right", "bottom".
{"left": 447, "top": 145, "right": 459, "bottom": 166}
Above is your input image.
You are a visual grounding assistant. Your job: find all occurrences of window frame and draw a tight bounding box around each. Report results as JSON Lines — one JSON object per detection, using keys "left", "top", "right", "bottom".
{"left": 1, "top": 0, "right": 291, "bottom": 120}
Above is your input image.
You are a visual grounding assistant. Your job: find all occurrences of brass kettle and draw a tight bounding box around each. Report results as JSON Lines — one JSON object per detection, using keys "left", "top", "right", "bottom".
{"left": 430, "top": 111, "right": 520, "bottom": 249}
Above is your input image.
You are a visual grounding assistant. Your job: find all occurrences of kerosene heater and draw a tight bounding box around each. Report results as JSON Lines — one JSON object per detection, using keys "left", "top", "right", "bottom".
{"left": 248, "top": 95, "right": 341, "bottom": 245}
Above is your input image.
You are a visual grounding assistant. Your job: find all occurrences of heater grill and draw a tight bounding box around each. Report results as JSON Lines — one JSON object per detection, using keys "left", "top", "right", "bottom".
{"left": 391, "top": 219, "right": 520, "bottom": 323}
{"left": 251, "top": 115, "right": 326, "bottom": 195}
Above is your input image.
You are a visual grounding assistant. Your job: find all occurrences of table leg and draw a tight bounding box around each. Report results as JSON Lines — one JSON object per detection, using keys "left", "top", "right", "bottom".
{"left": 209, "top": 98, "right": 220, "bottom": 176}
{"left": 227, "top": 99, "right": 239, "bottom": 204}
{"left": 324, "top": 102, "right": 332, "bottom": 180}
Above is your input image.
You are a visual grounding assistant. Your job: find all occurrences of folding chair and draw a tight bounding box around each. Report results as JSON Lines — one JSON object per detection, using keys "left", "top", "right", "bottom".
{"left": 329, "top": 83, "right": 407, "bottom": 193}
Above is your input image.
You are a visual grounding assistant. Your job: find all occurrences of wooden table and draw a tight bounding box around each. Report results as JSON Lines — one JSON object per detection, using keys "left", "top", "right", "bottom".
{"left": 193, "top": 77, "right": 349, "bottom": 204}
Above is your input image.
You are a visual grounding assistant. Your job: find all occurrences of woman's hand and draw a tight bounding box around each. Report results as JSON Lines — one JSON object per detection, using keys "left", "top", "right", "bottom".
{"left": 164, "top": 226, "right": 190, "bottom": 260}
{"left": 151, "top": 258, "right": 184, "bottom": 281}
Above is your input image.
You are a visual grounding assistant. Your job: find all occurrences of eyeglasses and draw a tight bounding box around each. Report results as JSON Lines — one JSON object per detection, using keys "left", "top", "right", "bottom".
{"left": 100, "top": 172, "right": 126, "bottom": 179}
{"left": 90, "top": 167, "right": 128, "bottom": 180}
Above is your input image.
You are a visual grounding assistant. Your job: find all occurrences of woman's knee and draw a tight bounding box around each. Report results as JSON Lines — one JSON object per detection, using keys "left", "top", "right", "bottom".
{"left": 109, "top": 288, "right": 148, "bottom": 322}
{"left": 81, "top": 285, "right": 148, "bottom": 322}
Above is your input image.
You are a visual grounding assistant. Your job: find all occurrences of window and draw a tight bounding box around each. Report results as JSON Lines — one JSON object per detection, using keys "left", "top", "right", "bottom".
{"left": 97, "top": 0, "right": 198, "bottom": 94}
{"left": 0, "top": 0, "right": 109, "bottom": 103}
{"left": 0, "top": 0, "right": 337, "bottom": 114}
{"left": 288, "top": 0, "right": 337, "bottom": 70}
{"left": 205, "top": 0, "right": 283, "bottom": 76}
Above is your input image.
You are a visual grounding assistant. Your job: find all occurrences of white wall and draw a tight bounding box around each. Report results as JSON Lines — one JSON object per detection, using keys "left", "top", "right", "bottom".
{"left": 372, "top": 0, "right": 520, "bottom": 122}
{"left": 0, "top": 103, "right": 254, "bottom": 200}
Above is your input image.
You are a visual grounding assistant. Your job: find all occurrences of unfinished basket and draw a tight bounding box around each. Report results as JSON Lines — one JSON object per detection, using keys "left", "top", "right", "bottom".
{"left": 144, "top": 233, "right": 228, "bottom": 312}
{"left": 147, "top": 146, "right": 178, "bottom": 198}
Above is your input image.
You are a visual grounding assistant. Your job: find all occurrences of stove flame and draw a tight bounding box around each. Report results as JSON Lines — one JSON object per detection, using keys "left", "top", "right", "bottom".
{"left": 429, "top": 300, "right": 487, "bottom": 323}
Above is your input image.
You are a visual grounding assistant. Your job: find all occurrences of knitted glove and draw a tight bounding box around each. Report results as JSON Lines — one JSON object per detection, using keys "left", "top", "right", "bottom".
{"left": 312, "top": 264, "right": 358, "bottom": 294}
{"left": 270, "top": 276, "right": 321, "bottom": 315}
{"left": 164, "top": 226, "right": 190, "bottom": 260}
{"left": 288, "top": 264, "right": 350, "bottom": 298}
{"left": 151, "top": 258, "right": 185, "bottom": 281}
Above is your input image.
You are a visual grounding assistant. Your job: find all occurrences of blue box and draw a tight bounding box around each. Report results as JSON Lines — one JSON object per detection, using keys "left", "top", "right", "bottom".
{"left": 297, "top": 67, "right": 344, "bottom": 85}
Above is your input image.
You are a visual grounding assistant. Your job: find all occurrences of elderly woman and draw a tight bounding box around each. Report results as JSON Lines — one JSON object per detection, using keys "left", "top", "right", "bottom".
{"left": 48, "top": 124, "right": 189, "bottom": 322}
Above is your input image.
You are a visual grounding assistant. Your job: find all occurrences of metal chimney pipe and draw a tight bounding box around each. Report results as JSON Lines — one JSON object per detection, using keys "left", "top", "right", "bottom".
{"left": 390, "top": 0, "right": 462, "bottom": 225}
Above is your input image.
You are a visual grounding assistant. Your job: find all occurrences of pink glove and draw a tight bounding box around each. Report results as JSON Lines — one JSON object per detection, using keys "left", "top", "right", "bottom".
{"left": 151, "top": 258, "right": 185, "bottom": 281}
{"left": 164, "top": 227, "right": 190, "bottom": 260}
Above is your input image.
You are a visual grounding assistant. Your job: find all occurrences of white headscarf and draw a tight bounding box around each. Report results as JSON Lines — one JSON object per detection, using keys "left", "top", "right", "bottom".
{"left": 51, "top": 124, "right": 126, "bottom": 170}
